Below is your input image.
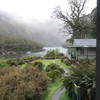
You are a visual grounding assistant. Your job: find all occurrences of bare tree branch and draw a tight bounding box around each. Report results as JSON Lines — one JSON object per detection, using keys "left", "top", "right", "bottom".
{"left": 52, "top": 0, "right": 87, "bottom": 40}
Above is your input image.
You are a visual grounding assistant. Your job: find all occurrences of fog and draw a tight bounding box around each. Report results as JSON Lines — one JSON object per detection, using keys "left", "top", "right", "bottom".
{"left": 20, "top": 19, "right": 68, "bottom": 46}
{"left": 0, "top": 0, "right": 96, "bottom": 46}
{"left": 0, "top": 10, "right": 68, "bottom": 46}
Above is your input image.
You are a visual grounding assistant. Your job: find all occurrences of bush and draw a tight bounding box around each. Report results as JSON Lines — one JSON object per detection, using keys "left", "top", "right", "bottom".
{"left": 0, "top": 59, "right": 8, "bottom": 67}
{"left": 32, "top": 61, "right": 44, "bottom": 70}
{"left": 6, "top": 57, "right": 40, "bottom": 66}
{"left": 0, "top": 66, "right": 48, "bottom": 100}
{"left": 7, "top": 58, "right": 19, "bottom": 66}
{"left": 45, "top": 49, "right": 65, "bottom": 59}
{"left": 46, "top": 63, "right": 62, "bottom": 72}
{"left": 47, "top": 69, "right": 62, "bottom": 81}
{"left": 61, "top": 58, "right": 71, "bottom": 66}
{"left": 63, "top": 59, "right": 96, "bottom": 100}
{"left": 46, "top": 63, "right": 64, "bottom": 81}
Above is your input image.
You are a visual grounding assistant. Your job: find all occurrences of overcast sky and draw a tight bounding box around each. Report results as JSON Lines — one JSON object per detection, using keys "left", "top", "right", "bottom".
{"left": 0, "top": 0, "right": 97, "bottom": 22}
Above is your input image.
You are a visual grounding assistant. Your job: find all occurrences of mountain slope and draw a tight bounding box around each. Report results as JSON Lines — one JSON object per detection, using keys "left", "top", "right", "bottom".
{"left": 0, "top": 11, "right": 65, "bottom": 46}
{"left": 0, "top": 34, "right": 43, "bottom": 54}
{"left": 0, "top": 11, "right": 43, "bottom": 54}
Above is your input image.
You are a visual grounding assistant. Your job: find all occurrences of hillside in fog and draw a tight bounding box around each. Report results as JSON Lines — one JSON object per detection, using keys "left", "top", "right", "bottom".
{"left": 0, "top": 11, "right": 66, "bottom": 46}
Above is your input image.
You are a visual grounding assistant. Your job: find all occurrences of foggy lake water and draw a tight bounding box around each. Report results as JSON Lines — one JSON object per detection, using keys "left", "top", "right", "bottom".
{"left": 0, "top": 47, "right": 68, "bottom": 58}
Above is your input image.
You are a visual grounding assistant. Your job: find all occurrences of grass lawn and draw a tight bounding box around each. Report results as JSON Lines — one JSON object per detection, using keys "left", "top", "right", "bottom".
{"left": 59, "top": 89, "right": 71, "bottom": 100}
{"left": 42, "top": 79, "right": 63, "bottom": 100}
{"left": 20, "top": 63, "right": 27, "bottom": 69}
{"left": 0, "top": 58, "right": 9, "bottom": 67}
{"left": 20, "top": 58, "right": 71, "bottom": 100}
{"left": 32, "top": 59, "right": 70, "bottom": 70}
{"left": 37, "top": 59, "right": 71, "bottom": 100}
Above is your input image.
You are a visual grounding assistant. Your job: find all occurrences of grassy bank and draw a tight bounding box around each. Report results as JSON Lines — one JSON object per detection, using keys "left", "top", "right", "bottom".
{"left": 59, "top": 89, "right": 71, "bottom": 100}
{"left": 0, "top": 58, "right": 71, "bottom": 100}
{"left": 32, "top": 59, "right": 70, "bottom": 70}
{"left": 0, "top": 58, "right": 9, "bottom": 67}
{"left": 38, "top": 59, "right": 71, "bottom": 100}
{"left": 42, "top": 79, "right": 63, "bottom": 100}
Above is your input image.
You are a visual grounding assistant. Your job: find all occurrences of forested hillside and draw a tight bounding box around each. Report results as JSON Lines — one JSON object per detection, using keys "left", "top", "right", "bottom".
{"left": 0, "top": 34, "right": 43, "bottom": 55}
{"left": 0, "top": 11, "right": 65, "bottom": 46}
{"left": 0, "top": 11, "right": 33, "bottom": 39}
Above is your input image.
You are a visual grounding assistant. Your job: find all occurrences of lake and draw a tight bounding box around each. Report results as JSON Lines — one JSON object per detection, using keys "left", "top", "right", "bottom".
{"left": 0, "top": 47, "right": 68, "bottom": 58}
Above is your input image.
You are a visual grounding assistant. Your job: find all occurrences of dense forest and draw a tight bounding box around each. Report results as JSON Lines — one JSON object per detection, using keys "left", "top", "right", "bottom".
{"left": 0, "top": 34, "right": 43, "bottom": 55}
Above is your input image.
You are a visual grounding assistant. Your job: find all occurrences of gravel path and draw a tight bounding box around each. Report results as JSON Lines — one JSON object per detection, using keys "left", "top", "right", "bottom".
{"left": 51, "top": 63, "right": 70, "bottom": 100}
{"left": 51, "top": 87, "right": 65, "bottom": 100}
{"left": 51, "top": 61, "right": 69, "bottom": 100}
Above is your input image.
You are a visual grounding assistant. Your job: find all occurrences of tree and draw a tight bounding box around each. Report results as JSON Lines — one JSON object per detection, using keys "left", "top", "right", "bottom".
{"left": 45, "top": 49, "right": 59, "bottom": 59}
{"left": 53, "top": 0, "right": 89, "bottom": 41}
{"left": 90, "top": 8, "right": 97, "bottom": 38}
{"left": 0, "top": 34, "right": 43, "bottom": 54}
{"left": 45, "top": 49, "right": 65, "bottom": 59}
{"left": 63, "top": 59, "right": 96, "bottom": 100}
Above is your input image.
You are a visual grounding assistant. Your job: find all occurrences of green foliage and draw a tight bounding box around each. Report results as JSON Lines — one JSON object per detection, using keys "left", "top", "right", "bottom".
{"left": 64, "top": 59, "right": 96, "bottom": 87}
{"left": 0, "top": 34, "right": 43, "bottom": 54}
{"left": 46, "top": 63, "right": 63, "bottom": 72}
{"left": 0, "top": 59, "right": 9, "bottom": 67}
{"left": 7, "top": 58, "right": 26, "bottom": 66}
{"left": 59, "top": 89, "right": 71, "bottom": 100}
{"left": 61, "top": 58, "right": 71, "bottom": 66}
{"left": 63, "top": 59, "right": 96, "bottom": 100}
{"left": 42, "top": 79, "right": 63, "bottom": 100}
{"left": 32, "top": 61, "right": 44, "bottom": 70}
{"left": 45, "top": 49, "right": 64, "bottom": 59}
{"left": 0, "top": 56, "right": 40, "bottom": 67}
{"left": 45, "top": 50, "right": 58, "bottom": 59}
{"left": 7, "top": 58, "right": 19, "bottom": 66}
{"left": 0, "top": 66, "right": 48, "bottom": 100}
{"left": 46, "top": 63, "right": 64, "bottom": 81}
{"left": 47, "top": 69, "right": 62, "bottom": 81}
{"left": 53, "top": 1, "right": 96, "bottom": 40}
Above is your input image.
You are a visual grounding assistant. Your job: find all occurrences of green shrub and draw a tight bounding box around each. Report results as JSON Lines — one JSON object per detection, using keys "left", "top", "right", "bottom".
{"left": 33, "top": 61, "right": 44, "bottom": 70}
{"left": 46, "top": 63, "right": 64, "bottom": 81}
{"left": 45, "top": 49, "right": 65, "bottom": 59}
{"left": 61, "top": 58, "right": 71, "bottom": 66}
{"left": 47, "top": 69, "right": 62, "bottom": 81}
{"left": 0, "top": 34, "right": 43, "bottom": 53}
{"left": 0, "top": 59, "right": 8, "bottom": 67}
{"left": 7, "top": 58, "right": 18, "bottom": 66}
{"left": 6, "top": 57, "right": 39, "bottom": 66}
{"left": 63, "top": 59, "right": 96, "bottom": 100}
{"left": 46, "top": 63, "right": 61, "bottom": 72}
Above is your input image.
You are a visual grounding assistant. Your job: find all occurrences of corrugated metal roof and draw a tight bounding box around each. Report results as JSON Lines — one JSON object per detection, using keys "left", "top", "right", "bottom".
{"left": 73, "top": 39, "right": 96, "bottom": 47}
